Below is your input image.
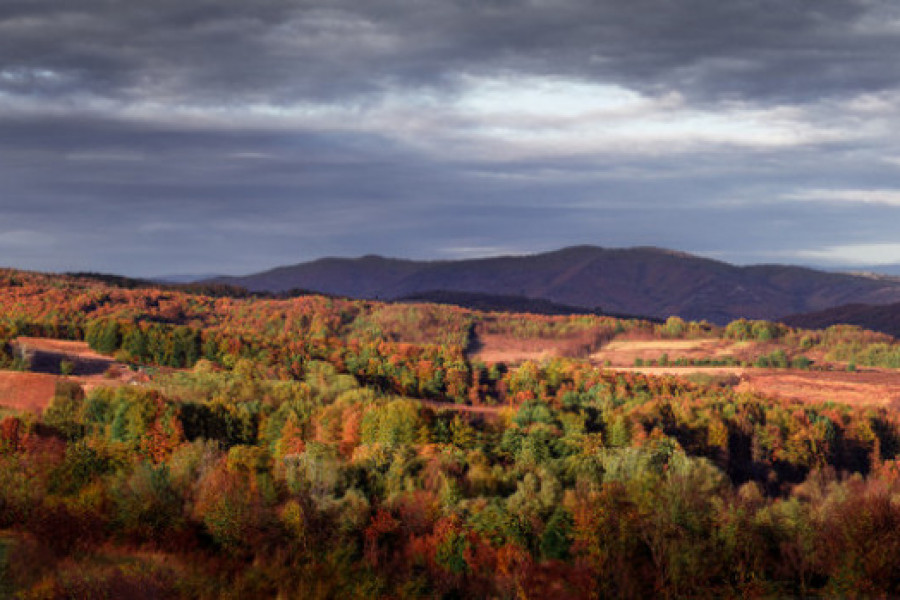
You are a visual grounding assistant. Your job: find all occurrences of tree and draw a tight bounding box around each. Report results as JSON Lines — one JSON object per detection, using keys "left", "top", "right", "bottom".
{"left": 541, "top": 507, "right": 573, "bottom": 560}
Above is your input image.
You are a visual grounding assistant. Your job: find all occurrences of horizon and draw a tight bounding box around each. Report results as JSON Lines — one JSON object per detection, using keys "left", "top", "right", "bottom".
{"left": 4, "top": 1, "right": 900, "bottom": 276}
{"left": 8, "top": 243, "right": 900, "bottom": 281}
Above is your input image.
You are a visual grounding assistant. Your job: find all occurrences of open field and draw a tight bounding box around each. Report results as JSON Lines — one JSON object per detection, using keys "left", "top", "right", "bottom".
{"left": 13, "top": 337, "right": 109, "bottom": 359}
{"left": 471, "top": 347, "right": 559, "bottom": 364}
{"left": 604, "top": 363, "right": 900, "bottom": 409}
{"left": 471, "top": 333, "right": 900, "bottom": 409}
{"left": 607, "top": 365, "right": 747, "bottom": 377}
{"left": 738, "top": 369, "right": 900, "bottom": 409}
{"left": 469, "top": 332, "right": 599, "bottom": 364}
{"left": 0, "top": 369, "right": 142, "bottom": 414}
{"left": 473, "top": 334, "right": 783, "bottom": 367}
{"left": 600, "top": 339, "right": 724, "bottom": 352}
{"left": 0, "top": 338, "right": 150, "bottom": 413}
{"left": 13, "top": 336, "right": 115, "bottom": 375}
{"left": 590, "top": 337, "right": 756, "bottom": 366}
{"left": 0, "top": 371, "right": 60, "bottom": 413}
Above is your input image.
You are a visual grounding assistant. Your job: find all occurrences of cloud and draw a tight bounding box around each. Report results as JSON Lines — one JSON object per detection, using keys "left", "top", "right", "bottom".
{"left": 796, "top": 243, "right": 900, "bottom": 266}
{"left": 784, "top": 188, "right": 900, "bottom": 207}
{"left": 0, "top": 230, "right": 54, "bottom": 248}
{"left": 3, "top": 0, "right": 900, "bottom": 275}
{"left": 0, "top": 0, "right": 896, "bottom": 110}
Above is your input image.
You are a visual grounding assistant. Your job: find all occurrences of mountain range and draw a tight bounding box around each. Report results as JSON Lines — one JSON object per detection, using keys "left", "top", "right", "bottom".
{"left": 209, "top": 246, "right": 900, "bottom": 324}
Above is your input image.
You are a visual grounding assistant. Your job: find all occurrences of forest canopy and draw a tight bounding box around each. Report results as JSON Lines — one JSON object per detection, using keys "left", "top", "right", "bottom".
{"left": 1, "top": 269, "right": 900, "bottom": 597}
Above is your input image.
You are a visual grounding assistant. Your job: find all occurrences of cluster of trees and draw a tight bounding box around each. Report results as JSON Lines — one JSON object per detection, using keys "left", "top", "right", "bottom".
{"left": 86, "top": 319, "right": 202, "bottom": 368}
{"left": 723, "top": 319, "right": 789, "bottom": 342}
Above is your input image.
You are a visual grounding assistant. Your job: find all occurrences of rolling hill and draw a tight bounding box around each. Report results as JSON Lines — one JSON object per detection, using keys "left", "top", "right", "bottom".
{"left": 782, "top": 301, "right": 900, "bottom": 338}
{"left": 209, "top": 246, "right": 900, "bottom": 324}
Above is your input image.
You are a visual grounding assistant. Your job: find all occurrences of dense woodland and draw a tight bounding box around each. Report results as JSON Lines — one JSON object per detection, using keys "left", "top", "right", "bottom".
{"left": 3, "top": 270, "right": 900, "bottom": 596}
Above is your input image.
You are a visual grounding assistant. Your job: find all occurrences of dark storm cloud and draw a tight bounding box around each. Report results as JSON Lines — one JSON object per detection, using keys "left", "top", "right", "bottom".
{"left": 3, "top": 0, "right": 900, "bottom": 275}
{"left": 1, "top": 0, "right": 895, "bottom": 106}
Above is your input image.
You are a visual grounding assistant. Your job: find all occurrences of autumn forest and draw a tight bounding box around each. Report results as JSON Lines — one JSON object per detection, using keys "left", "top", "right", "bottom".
{"left": 3, "top": 270, "right": 900, "bottom": 597}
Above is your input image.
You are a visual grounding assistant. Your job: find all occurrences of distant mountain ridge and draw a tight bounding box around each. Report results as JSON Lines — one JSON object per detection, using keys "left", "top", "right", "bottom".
{"left": 208, "top": 246, "right": 900, "bottom": 324}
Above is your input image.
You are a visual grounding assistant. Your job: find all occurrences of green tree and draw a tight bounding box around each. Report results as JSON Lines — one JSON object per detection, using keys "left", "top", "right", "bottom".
{"left": 540, "top": 507, "right": 573, "bottom": 560}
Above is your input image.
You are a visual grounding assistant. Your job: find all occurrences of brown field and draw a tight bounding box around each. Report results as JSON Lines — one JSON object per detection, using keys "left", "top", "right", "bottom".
{"left": 471, "top": 333, "right": 900, "bottom": 409}
{"left": 0, "top": 371, "right": 60, "bottom": 413}
{"left": 607, "top": 365, "right": 747, "bottom": 377}
{"left": 472, "top": 347, "right": 559, "bottom": 364}
{"left": 0, "top": 368, "right": 142, "bottom": 414}
{"left": 738, "top": 369, "right": 900, "bottom": 409}
{"left": 590, "top": 337, "right": 757, "bottom": 366}
{"left": 13, "top": 337, "right": 110, "bottom": 360}
{"left": 470, "top": 333, "right": 759, "bottom": 366}
{"left": 469, "top": 332, "right": 598, "bottom": 364}
{"left": 605, "top": 363, "right": 900, "bottom": 409}
{"left": 0, "top": 338, "right": 150, "bottom": 413}
{"left": 13, "top": 336, "right": 115, "bottom": 376}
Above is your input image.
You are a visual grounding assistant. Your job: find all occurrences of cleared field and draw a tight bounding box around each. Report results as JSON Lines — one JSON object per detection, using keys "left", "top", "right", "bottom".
{"left": 0, "top": 371, "right": 59, "bottom": 413}
{"left": 0, "top": 338, "right": 149, "bottom": 413}
{"left": 13, "top": 337, "right": 109, "bottom": 359}
{"left": 609, "top": 363, "right": 900, "bottom": 409}
{"left": 469, "top": 332, "right": 598, "bottom": 364}
{"left": 608, "top": 365, "right": 746, "bottom": 377}
{"left": 0, "top": 367, "right": 146, "bottom": 414}
{"left": 591, "top": 337, "right": 757, "bottom": 366}
{"left": 600, "top": 339, "right": 722, "bottom": 351}
{"left": 13, "top": 337, "right": 114, "bottom": 375}
{"left": 473, "top": 348, "right": 559, "bottom": 364}
{"left": 739, "top": 369, "right": 900, "bottom": 409}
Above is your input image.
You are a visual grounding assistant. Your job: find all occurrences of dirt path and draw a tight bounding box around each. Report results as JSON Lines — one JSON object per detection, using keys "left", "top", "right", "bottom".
{"left": 418, "top": 399, "right": 505, "bottom": 419}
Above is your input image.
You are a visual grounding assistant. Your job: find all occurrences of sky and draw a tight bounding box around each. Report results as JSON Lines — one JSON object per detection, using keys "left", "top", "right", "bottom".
{"left": 3, "top": 0, "right": 900, "bottom": 277}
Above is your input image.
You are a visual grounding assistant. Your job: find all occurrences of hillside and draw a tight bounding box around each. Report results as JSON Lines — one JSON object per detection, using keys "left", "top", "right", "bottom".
{"left": 210, "top": 246, "right": 900, "bottom": 324}
{"left": 6, "top": 269, "right": 900, "bottom": 595}
{"left": 782, "top": 301, "right": 900, "bottom": 338}
{"left": 397, "top": 289, "right": 660, "bottom": 320}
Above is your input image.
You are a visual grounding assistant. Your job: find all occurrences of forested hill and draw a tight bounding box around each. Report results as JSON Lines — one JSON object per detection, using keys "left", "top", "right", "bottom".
{"left": 782, "top": 301, "right": 900, "bottom": 338}
{"left": 209, "top": 246, "right": 900, "bottom": 324}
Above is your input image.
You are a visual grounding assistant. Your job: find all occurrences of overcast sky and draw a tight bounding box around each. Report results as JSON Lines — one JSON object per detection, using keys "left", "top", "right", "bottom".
{"left": 3, "top": 0, "right": 900, "bottom": 276}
